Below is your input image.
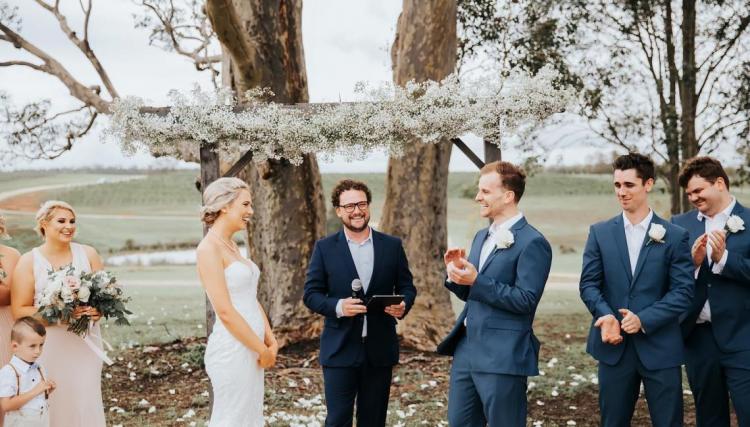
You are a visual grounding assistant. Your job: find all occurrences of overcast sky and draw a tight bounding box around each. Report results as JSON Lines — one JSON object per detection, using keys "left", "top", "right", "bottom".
{"left": 0, "top": 0, "right": 605, "bottom": 172}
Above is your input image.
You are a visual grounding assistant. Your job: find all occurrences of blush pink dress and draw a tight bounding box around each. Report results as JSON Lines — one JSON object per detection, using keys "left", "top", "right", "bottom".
{"left": 32, "top": 243, "right": 105, "bottom": 427}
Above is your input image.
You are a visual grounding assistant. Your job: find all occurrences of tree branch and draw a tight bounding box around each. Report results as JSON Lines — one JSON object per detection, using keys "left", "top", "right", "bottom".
{"left": 0, "top": 60, "right": 47, "bottom": 72}
{"left": 33, "top": 0, "right": 119, "bottom": 99}
{"left": 0, "top": 22, "right": 111, "bottom": 113}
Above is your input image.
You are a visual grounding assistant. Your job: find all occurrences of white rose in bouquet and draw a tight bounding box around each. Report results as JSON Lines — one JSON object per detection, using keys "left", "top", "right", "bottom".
{"left": 78, "top": 286, "right": 91, "bottom": 303}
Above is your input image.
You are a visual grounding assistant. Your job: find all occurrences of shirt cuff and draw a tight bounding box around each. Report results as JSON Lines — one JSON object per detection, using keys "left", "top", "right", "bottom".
{"left": 335, "top": 299, "right": 345, "bottom": 318}
{"left": 694, "top": 266, "right": 700, "bottom": 280}
{"left": 711, "top": 250, "right": 729, "bottom": 274}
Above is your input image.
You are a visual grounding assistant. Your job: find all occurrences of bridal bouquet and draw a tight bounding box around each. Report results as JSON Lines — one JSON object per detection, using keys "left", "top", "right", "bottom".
{"left": 36, "top": 266, "right": 132, "bottom": 336}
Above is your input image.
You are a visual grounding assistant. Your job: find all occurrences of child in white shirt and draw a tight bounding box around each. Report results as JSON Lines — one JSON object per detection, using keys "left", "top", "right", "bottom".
{"left": 0, "top": 317, "right": 56, "bottom": 427}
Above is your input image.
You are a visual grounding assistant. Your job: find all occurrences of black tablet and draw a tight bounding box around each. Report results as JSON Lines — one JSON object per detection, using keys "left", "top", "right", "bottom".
{"left": 366, "top": 295, "right": 405, "bottom": 311}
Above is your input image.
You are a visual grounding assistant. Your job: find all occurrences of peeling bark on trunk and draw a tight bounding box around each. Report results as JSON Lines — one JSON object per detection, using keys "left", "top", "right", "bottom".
{"left": 208, "top": 0, "right": 325, "bottom": 346}
{"left": 380, "top": 0, "right": 457, "bottom": 351}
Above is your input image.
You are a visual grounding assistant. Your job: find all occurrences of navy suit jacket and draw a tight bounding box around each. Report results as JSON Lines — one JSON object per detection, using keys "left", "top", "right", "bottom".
{"left": 580, "top": 213, "right": 694, "bottom": 370}
{"left": 672, "top": 201, "right": 750, "bottom": 353}
{"left": 437, "top": 217, "right": 552, "bottom": 377}
{"left": 303, "top": 229, "right": 417, "bottom": 367}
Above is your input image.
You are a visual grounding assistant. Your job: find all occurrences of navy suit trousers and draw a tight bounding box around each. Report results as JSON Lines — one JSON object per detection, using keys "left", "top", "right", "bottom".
{"left": 685, "top": 323, "right": 750, "bottom": 427}
{"left": 447, "top": 335, "right": 528, "bottom": 427}
{"left": 322, "top": 339, "right": 393, "bottom": 427}
{"left": 598, "top": 337, "right": 683, "bottom": 427}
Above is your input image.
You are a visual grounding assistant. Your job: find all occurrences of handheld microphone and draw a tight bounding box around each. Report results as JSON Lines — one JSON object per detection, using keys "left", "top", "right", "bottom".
{"left": 351, "top": 278, "right": 363, "bottom": 300}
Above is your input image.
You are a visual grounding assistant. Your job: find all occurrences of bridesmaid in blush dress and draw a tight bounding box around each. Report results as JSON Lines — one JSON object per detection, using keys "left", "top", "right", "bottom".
{"left": 0, "top": 215, "right": 21, "bottom": 425}
{"left": 11, "top": 201, "right": 105, "bottom": 427}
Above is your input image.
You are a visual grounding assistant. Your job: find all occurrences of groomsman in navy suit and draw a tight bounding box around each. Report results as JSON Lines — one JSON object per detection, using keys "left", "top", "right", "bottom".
{"left": 303, "top": 179, "right": 417, "bottom": 427}
{"left": 579, "top": 153, "right": 694, "bottom": 427}
{"left": 437, "top": 161, "right": 552, "bottom": 427}
{"left": 672, "top": 157, "right": 750, "bottom": 426}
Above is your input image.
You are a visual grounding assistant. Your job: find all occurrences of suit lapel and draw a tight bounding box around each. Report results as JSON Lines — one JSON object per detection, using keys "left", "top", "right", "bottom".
{"left": 366, "top": 230, "right": 384, "bottom": 296}
{"left": 469, "top": 228, "right": 488, "bottom": 269}
{"left": 336, "top": 230, "right": 359, "bottom": 281}
{"left": 631, "top": 214, "right": 660, "bottom": 285}
{"left": 611, "top": 216, "right": 633, "bottom": 283}
{"left": 480, "top": 217, "right": 527, "bottom": 274}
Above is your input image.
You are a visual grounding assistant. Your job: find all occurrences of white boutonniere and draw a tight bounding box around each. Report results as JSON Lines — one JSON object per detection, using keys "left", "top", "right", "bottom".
{"left": 494, "top": 229, "right": 515, "bottom": 249}
{"left": 647, "top": 223, "right": 666, "bottom": 245}
{"left": 725, "top": 215, "right": 745, "bottom": 234}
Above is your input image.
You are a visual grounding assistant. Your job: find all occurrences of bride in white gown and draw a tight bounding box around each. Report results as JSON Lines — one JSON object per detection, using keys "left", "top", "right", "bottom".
{"left": 196, "top": 178, "right": 278, "bottom": 427}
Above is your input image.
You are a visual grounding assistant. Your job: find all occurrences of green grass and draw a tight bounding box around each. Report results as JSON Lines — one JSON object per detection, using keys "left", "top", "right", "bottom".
{"left": 38, "top": 171, "right": 200, "bottom": 215}
{"left": 101, "top": 285, "right": 206, "bottom": 351}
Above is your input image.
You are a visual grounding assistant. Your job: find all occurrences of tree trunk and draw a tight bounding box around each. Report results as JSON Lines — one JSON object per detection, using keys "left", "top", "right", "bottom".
{"left": 207, "top": 0, "right": 326, "bottom": 346}
{"left": 380, "top": 0, "right": 457, "bottom": 351}
{"left": 680, "top": 0, "right": 698, "bottom": 212}
{"left": 664, "top": 0, "right": 683, "bottom": 215}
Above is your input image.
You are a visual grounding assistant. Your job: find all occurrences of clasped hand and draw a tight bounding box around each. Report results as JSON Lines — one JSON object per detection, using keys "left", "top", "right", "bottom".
{"left": 595, "top": 309, "right": 643, "bottom": 345}
{"left": 72, "top": 306, "right": 102, "bottom": 321}
{"left": 258, "top": 335, "right": 279, "bottom": 369}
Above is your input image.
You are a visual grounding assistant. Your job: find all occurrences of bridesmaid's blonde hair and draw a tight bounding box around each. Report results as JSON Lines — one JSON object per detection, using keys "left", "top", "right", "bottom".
{"left": 35, "top": 200, "right": 76, "bottom": 237}
{"left": 200, "top": 178, "right": 250, "bottom": 226}
{"left": 0, "top": 215, "right": 9, "bottom": 240}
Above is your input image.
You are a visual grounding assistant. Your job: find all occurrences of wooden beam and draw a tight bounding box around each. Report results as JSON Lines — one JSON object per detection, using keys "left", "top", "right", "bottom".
{"left": 451, "top": 137, "right": 484, "bottom": 169}
{"left": 484, "top": 139, "right": 501, "bottom": 163}
{"left": 139, "top": 101, "right": 361, "bottom": 117}
{"left": 200, "top": 143, "right": 221, "bottom": 335}
{"left": 223, "top": 149, "right": 254, "bottom": 178}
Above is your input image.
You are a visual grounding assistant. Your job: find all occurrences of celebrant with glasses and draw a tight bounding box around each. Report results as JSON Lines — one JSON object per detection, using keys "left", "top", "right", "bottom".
{"left": 304, "top": 179, "right": 417, "bottom": 427}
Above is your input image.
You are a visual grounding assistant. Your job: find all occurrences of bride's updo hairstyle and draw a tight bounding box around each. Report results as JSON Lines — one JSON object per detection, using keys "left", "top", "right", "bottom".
{"left": 200, "top": 177, "right": 250, "bottom": 227}
{"left": 0, "top": 215, "right": 9, "bottom": 240}
{"left": 35, "top": 200, "right": 76, "bottom": 237}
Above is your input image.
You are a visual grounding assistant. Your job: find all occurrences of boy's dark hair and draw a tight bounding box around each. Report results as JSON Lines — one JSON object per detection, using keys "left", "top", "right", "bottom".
{"left": 613, "top": 152, "right": 655, "bottom": 183}
{"left": 10, "top": 316, "right": 46, "bottom": 343}
{"left": 479, "top": 161, "right": 527, "bottom": 203}
{"left": 678, "top": 156, "right": 730, "bottom": 189}
{"left": 331, "top": 179, "right": 372, "bottom": 208}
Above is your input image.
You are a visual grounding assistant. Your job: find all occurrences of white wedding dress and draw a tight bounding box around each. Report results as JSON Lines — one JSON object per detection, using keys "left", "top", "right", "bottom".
{"left": 205, "top": 260, "right": 265, "bottom": 426}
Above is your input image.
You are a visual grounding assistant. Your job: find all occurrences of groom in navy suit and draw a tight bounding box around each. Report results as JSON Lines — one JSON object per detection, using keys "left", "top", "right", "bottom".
{"left": 303, "top": 179, "right": 417, "bottom": 427}
{"left": 580, "top": 153, "right": 694, "bottom": 427}
{"left": 672, "top": 157, "right": 750, "bottom": 426}
{"left": 437, "top": 161, "right": 552, "bottom": 427}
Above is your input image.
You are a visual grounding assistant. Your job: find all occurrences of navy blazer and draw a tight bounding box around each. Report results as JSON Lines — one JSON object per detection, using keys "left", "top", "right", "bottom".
{"left": 672, "top": 201, "right": 750, "bottom": 353}
{"left": 437, "top": 217, "right": 552, "bottom": 376}
{"left": 303, "top": 229, "right": 417, "bottom": 367}
{"left": 580, "top": 213, "right": 694, "bottom": 370}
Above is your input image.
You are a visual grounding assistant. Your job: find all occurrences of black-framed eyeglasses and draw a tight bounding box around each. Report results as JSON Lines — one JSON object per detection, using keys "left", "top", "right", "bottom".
{"left": 338, "top": 201, "right": 369, "bottom": 212}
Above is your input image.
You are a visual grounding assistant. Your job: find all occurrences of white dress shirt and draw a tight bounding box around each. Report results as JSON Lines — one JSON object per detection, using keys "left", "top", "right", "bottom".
{"left": 623, "top": 210, "right": 653, "bottom": 275}
{"left": 335, "top": 227, "right": 375, "bottom": 337}
{"left": 478, "top": 212, "right": 525, "bottom": 271}
{"left": 0, "top": 356, "right": 48, "bottom": 414}
{"left": 695, "top": 197, "right": 735, "bottom": 323}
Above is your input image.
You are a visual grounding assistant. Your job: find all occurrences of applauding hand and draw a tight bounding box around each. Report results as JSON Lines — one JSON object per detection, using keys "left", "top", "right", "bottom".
{"left": 594, "top": 314, "right": 623, "bottom": 345}
{"left": 708, "top": 230, "right": 727, "bottom": 264}
{"left": 691, "top": 234, "right": 708, "bottom": 267}
{"left": 447, "top": 257, "right": 477, "bottom": 286}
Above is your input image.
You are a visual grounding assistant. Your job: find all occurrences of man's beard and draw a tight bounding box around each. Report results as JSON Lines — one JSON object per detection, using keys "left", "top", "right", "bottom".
{"left": 343, "top": 216, "right": 370, "bottom": 233}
